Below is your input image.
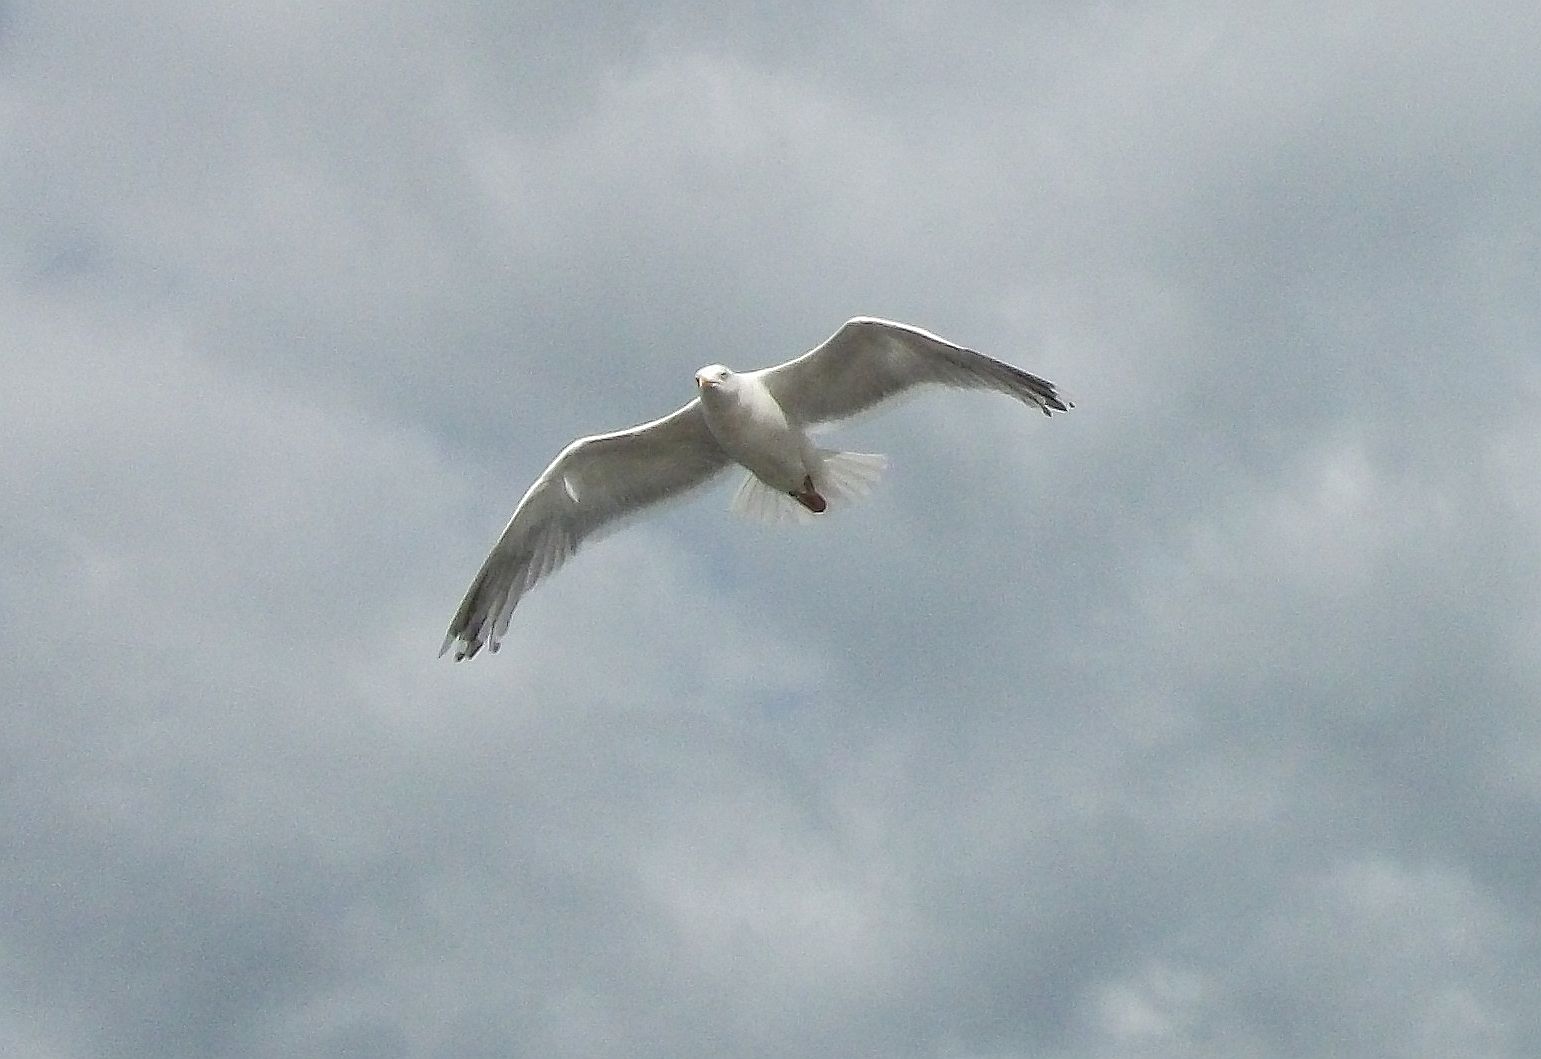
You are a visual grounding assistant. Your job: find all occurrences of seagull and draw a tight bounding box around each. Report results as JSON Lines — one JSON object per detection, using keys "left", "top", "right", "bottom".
{"left": 442, "top": 317, "right": 1071, "bottom": 659}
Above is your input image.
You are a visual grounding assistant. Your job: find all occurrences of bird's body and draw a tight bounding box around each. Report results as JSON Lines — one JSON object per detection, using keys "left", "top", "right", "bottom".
{"left": 696, "top": 364, "right": 860, "bottom": 515}
{"left": 442, "top": 317, "right": 1071, "bottom": 660}
{"left": 696, "top": 365, "right": 814, "bottom": 496}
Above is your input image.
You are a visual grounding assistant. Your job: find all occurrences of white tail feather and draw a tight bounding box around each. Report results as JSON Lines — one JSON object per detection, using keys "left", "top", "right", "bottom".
{"left": 814, "top": 449, "right": 888, "bottom": 502}
{"left": 728, "top": 449, "right": 888, "bottom": 525}
{"left": 730, "top": 473, "right": 817, "bottom": 524}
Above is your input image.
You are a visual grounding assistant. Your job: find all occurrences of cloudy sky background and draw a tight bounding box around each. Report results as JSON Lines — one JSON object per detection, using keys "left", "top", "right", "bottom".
{"left": 5, "top": 1, "right": 1541, "bottom": 1056}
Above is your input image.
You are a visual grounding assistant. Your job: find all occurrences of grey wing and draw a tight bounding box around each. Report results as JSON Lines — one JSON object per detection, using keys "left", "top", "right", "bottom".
{"left": 755, "top": 317, "right": 1072, "bottom": 427}
{"left": 442, "top": 399, "right": 730, "bottom": 660}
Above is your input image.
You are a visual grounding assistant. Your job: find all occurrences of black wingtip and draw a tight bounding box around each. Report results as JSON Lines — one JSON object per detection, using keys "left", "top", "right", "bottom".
{"left": 998, "top": 360, "right": 1071, "bottom": 416}
{"left": 1034, "top": 390, "right": 1071, "bottom": 416}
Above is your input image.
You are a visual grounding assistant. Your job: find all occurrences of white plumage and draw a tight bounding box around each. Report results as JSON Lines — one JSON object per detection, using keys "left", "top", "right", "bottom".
{"left": 442, "top": 317, "right": 1071, "bottom": 659}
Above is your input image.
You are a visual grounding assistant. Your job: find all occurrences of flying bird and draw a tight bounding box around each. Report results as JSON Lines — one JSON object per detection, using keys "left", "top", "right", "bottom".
{"left": 442, "top": 317, "right": 1071, "bottom": 659}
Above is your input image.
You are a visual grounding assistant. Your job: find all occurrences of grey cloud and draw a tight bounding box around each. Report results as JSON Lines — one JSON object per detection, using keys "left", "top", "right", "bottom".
{"left": 4, "top": 0, "right": 1541, "bottom": 1056}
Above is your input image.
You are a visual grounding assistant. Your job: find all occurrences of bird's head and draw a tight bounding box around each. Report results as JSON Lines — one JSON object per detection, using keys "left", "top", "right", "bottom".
{"left": 695, "top": 365, "right": 733, "bottom": 392}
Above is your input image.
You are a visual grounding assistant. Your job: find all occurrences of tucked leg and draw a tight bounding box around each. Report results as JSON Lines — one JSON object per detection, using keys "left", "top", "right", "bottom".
{"left": 789, "top": 474, "right": 827, "bottom": 513}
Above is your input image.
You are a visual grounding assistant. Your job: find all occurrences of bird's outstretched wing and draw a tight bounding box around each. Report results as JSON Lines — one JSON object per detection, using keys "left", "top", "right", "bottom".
{"left": 755, "top": 317, "right": 1071, "bottom": 426}
{"left": 442, "top": 400, "right": 730, "bottom": 660}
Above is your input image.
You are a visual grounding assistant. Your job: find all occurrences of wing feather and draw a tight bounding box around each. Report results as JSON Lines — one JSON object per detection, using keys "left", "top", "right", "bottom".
{"left": 442, "top": 400, "right": 729, "bottom": 660}
{"left": 755, "top": 317, "right": 1071, "bottom": 426}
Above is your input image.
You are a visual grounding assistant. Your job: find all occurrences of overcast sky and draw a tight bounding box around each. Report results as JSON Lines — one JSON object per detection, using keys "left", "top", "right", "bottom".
{"left": 4, "top": 1, "right": 1541, "bottom": 1056}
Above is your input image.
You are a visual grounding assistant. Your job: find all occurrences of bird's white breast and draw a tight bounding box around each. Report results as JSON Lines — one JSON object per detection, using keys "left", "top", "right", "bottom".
{"left": 699, "top": 376, "right": 812, "bottom": 491}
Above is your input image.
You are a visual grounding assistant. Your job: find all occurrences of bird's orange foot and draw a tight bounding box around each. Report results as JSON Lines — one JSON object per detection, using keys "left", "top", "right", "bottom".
{"left": 790, "top": 475, "right": 827, "bottom": 513}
